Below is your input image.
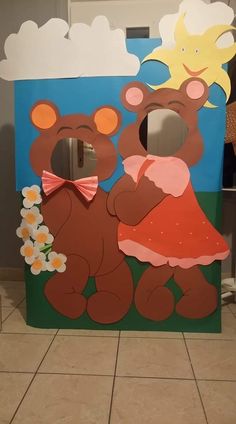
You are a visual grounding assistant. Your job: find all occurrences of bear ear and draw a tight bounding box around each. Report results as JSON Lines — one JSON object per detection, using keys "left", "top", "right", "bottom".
{"left": 93, "top": 106, "right": 121, "bottom": 136}
{"left": 30, "top": 101, "right": 60, "bottom": 130}
{"left": 121, "top": 82, "right": 150, "bottom": 112}
{"left": 180, "top": 78, "right": 209, "bottom": 110}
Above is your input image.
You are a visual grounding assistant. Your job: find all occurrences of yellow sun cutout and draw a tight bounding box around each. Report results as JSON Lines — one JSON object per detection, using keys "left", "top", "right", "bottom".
{"left": 144, "top": 14, "right": 236, "bottom": 107}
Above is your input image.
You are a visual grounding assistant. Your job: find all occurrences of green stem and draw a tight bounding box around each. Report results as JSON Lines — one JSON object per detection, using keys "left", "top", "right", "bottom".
{"left": 40, "top": 244, "right": 52, "bottom": 254}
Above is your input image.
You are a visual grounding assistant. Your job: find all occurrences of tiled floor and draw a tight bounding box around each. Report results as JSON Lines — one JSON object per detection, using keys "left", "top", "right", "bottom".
{"left": 1, "top": 281, "right": 236, "bottom": 423}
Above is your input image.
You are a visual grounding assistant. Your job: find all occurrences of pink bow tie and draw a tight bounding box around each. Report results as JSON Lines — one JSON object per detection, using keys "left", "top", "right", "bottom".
{"left": 42, "top": 170, "right": 98, "bottom": 202}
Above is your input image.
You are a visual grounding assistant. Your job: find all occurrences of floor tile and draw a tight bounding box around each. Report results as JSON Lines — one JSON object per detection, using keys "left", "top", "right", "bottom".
{"left": 0, "top": 333, "right": 54, "bottom": 372}
{"left": 16, "top": 299, "right": 26, "bottom": 308}
{"left": 110, "top": 377, "right": 206, "bottom": 424}
{"left": 0, "top": 373, "right": 33, "bottom": 424}
{"left": 0, "top": 285, "right": 25, "bottom": 307}
{"left": 186, "top": 339, "right": 236, "bottom": 380}
{"left": 184, "top": 313, "right": 236, "bottom": 340}
{"left": 221, "top": 305, "right": 234, "bottom": 314}
{"left": 11, "top": 374, "right": 112, "bottom": 424}
{"left": 227, "top": 302, "right": 236, "bottom": 314}
{"left": 58, "top": 328, "right": 118, "bottom": 337}
{"left": 120, "top": 330, "right": 183, "bottom": 339}
{"left": 0, "top": 372, "right": 33, "bottom": 424}
{"left": 198, "top": 380, "right": 236, "bottom": 424}
{"left": 1, "top": 307, "right": 14, "bottom": 322}
{"left": 2, "top": 307, "right": 57, "bottom": 335}
{"left": 39, "top": 335, "right": 118, "bottom": 375}
{"left": 117, "top": 338, "right": 193, "bottom": 379}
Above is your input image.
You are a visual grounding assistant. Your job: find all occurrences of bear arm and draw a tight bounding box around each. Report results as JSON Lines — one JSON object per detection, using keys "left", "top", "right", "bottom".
{"left": 107, "top": 174, "right": 136, "bottom": 216}
{"left": 114, "top": 175, "right": 167, "bottom": 226}
{"left": 41, "top": 189, "right": 71, "bottom": 236}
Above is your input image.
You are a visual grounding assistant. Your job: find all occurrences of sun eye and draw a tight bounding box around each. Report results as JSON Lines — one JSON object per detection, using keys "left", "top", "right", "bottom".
{"left": 181, "top": 47, "right": 185, "bottom": 52}
{"left": 195, "top": 48, "right": 199, "bottom": 53}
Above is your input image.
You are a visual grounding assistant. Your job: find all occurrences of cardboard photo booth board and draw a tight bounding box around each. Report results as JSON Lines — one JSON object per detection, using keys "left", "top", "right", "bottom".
{"left": 1, "top": 0, "right": 235, "bottom": 331}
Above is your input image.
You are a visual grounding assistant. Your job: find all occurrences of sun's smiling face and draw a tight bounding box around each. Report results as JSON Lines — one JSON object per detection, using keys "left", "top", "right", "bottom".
{"left": 169, "top": 34, "right": 220, "bottom": 84}
{"left": 144, "top": 14, "right": 236, "bottom": 106}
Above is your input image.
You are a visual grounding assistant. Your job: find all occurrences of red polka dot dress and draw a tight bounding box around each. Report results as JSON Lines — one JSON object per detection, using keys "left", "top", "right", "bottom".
{"left": 118, "top": 155, "right": 229, "bottom": 269}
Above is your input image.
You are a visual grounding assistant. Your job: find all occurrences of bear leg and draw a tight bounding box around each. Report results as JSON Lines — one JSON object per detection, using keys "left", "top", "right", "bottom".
{"left": 44, "top": 254, "right": 89, "bottom": 319}
{"left": 135, "top": 265, "right": 175, "bottom": 321}
{"left": 87, "top": 260, "right": 134, "bottom": 324}
{"left": 174, "top": 265, "right": 218, "bottom": 318}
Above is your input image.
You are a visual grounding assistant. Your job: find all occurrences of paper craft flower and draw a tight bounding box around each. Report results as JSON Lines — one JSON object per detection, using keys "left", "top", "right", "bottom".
{"left": 20, "top": 240, "right": 40, "bottom": 264}
{"left": 22, "top": 185, "right": 42, "bottom": 208}
{"left": 17, "top": 186, "right": 67, "bottom": 275}
{"left": 32, "top": 225, "right": 54, "bottom": 247}
{"left": 46, "top": 252, "right": 67, "bottom": 273}
{"left": 16, "top": 220, "right": 31, "bottom": 241}
{"left": 30, "top": 252, "right": 47, "bottom": 275}
{"left": 20, "top": 206, "right": 43, "bottom": 228}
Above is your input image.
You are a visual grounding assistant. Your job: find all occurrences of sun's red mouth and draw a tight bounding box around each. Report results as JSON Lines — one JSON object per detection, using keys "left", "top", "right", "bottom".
{"left": 183, "top": 64, "right": 208, "bottom": 76}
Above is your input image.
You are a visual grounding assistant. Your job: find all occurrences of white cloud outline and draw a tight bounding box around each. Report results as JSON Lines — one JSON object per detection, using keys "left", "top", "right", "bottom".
{"left": 0, "top": 15, "right": 140, "bottom": 81}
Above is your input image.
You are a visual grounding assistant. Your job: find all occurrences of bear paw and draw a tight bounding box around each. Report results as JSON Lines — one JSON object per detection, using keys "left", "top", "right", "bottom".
{"left": 135, "top": 287, "right": 175, "bottom": 321}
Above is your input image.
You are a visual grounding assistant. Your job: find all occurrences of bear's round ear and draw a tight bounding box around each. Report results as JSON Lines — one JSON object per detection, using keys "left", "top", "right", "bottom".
{"left": 121, "top": 82, "right": 150, "bottom": 112}
{"left": 93, "top": 106, "right": 121, "bottom": 136}
{"left": 30, "top": 101, "right": 60, "bottom": 130}
{"left": 180, "top": 78, "right": 209, "bottom": 110}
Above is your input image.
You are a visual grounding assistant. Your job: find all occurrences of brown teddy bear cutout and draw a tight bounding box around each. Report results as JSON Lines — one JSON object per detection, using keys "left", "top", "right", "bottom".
{"left": 108, "top": 78, "right": 229, "bottom": 321}
{"left": 30, "top": 102, "right": 133, "bottom": 323}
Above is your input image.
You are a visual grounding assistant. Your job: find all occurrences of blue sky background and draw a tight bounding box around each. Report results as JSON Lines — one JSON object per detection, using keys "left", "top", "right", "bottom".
{"left": 14, "top": 38, "right": 226, "bottom": 192}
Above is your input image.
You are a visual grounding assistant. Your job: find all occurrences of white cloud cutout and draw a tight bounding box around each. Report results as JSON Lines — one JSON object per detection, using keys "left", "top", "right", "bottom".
{"left": 0, "top": 16, "right": 140, "bottom": 81}
{"left": 157, "top": 0, "right": 235, "bottom": 50}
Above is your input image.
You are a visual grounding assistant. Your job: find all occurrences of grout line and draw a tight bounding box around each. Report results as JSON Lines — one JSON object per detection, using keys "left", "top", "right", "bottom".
{"left": 9, "top": 330, "right": 58, "bottom": 424}
{"left": 2, "top": 369, "right": 236, "bottom": 383}
{"left": 0, "top": 370, "right": 35, "bottom": 375}
{"left": 35, "top": 330, "right": 59, "bottom": 373}
{"left": 183, "top": 335, "right": 209, "bottom": 424}
{"left": 113, "top": 374, "right": 195, "bottom": 381}
{"left": 183, "top": 337, "right": 236, "bottom": 341}
{"left": 196, "top": 378, "right": 236, "bottom": 383}
{"left": 1, "top": 297, "right": 26, "bottom": 324}
{"left": 56, "top": 333, "right": 119, "bottom": 338}
{"left": 0, "top": 331, "right": 59, "bottom": 336}
{"left": 57, "top": 334, "right": 182, "bottom": 340}
{"left": 2, "top": 330, "right": 236, "bottom": 341}
{"left": 108, "top": 331, "right": 121, "bottom": 424}
{"left": 37, "top": 371, "right": 115, "bottom": 377}
{"left": 119, "top": 335, "right": 184, "bottom": 340}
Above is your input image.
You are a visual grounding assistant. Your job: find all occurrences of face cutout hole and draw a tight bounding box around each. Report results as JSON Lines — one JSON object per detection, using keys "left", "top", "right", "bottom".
{"left": 51, "top": 138, "right": 97, "bottom": 180}
{"left": 139, "top": 109, "right": 188, "bottom": 156}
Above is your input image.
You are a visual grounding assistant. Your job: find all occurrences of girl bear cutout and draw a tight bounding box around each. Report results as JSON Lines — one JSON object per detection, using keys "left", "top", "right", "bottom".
{"left": 108, "top": 78, "right": 229, "bottom": 321}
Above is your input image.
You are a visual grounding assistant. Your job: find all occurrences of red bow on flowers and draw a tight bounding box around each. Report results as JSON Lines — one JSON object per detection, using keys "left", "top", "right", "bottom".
{"left": 42, "top": 170, "right": 98, "bottom": 202}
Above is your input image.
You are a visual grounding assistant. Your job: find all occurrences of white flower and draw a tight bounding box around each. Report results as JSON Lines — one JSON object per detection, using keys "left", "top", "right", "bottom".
{"left": 20, "top": 206, "right": 43, "bottom": 228}
{"left": 22, "top": 185, "right": 42, "bottom": 208}
{"left": 32, "top": 225, "right": 54, "bottom": 247}
{"left": 20, "top": 240, "right": 40, "bottom": 265}
{"left": 30, "top": 252, "right": 47, "bottom": 275}
{"left": 46, "top": 251, "right": 67, "bottom": 273}
{"left": 16, "top": 220, "right": 31, "bottom": 241}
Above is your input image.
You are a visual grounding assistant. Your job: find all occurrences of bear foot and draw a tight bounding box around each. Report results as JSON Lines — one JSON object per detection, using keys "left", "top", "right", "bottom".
{"left": 87, "top": 291, "right": 131, "bottom": 324}
{"left": 176, "top": 284, "right": 217, "bottom": 319}
{"left": 135, "top": 287, "right": 175, "bottom": 321}
{"left": 45, "top": 287, "right": 87, "bottom": 319}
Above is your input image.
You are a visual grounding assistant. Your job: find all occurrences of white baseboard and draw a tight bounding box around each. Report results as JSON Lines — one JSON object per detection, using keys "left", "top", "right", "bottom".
{"left": 222, "top": 272, "right": 234, "bottom": 280}
{"left": 0, "top": 267, "right": 24, "bottom": 281}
